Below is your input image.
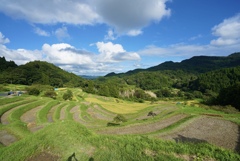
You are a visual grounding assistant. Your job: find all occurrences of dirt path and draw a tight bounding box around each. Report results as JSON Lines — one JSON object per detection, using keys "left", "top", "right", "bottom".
{"left": 20, "top": 106, "right": 43, "bottom": 123}
{"left": 97, "top": 114, "right": 188, "bottom": 135}
{"left": 47, "top": 104, "right": 59, "bottom": 122}
{"left": 1, "top": 103, "right": 29, "bottom": 125}
{"left": 70, "top": 106, "right": 81, "bottom": 122}
{"left": 158, "top": 116, "right": 240, "bottom": 152}
{"left": 60, "top": 105, "right": 67, "bottom": 120}
{"left": 20, "top": 106, "right": 44, "bottom": 132}
{"left": 87, "top": 105, "right": 114, "bottom": 121}
{"left": 0, "top": 130, "right": 17, "bottom": 146}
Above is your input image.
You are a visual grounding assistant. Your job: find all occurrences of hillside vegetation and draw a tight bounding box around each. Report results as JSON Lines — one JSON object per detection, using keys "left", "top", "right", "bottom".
{"left": 84, "top": 52, "right": 240, "bottom": 110}
{"left": 0, "top": 59, "right": 84, "bottom": 87}
{"left": 0, "top": 52, "right": 240, "bottom": 160}
{"left": 0, "top": 85, "right": 240, "bottom": 161}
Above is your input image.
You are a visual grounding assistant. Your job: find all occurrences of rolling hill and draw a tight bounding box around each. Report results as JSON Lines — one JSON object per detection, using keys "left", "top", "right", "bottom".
{"left": 0, "top": 59, "right": 85, "bottom": 87}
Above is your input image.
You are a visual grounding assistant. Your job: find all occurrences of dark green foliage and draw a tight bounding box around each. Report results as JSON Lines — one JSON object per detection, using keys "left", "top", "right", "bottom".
{"left": 63, "top": 90, "right": 73, "bottom": 100}
{"left": 27, "top": 87, "right": 40, "bottom": 96}
{"left": 155, "top": 88, "right": 172, "bottom": 98}
{"left": 147, "top": 111, "right": 157, "bottom": 117}
{"left": 107, "top": 122, "right": 120, "bottom": 126}
{"left": 214, "top": 83, "right": 240, "bottom": 110}
{"left": 0, "top": 60, "right": 84, "bottom": 87}
{"left": 44, "top": 90, "right": 57, "bottom": 99}
{"left": 0, "top": 57, "right": 17, "bottom": 72}
{"left": 189, "top": 66, "right": 240, "bottom": 93}
{"left": 124, "top": 71, "right": 169, "bottom": 90}
{"left": 113, "top": 114, "right": 127, "bottom": 123}
{"left": 148, "top": 52, "right": 240, "bottom": 73}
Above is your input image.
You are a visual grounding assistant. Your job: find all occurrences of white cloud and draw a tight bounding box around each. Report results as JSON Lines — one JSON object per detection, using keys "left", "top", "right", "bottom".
{"left": 0, "top": 0, "right": 170, "bottom": 36}
{"left": 104, "top": 29, "right": 117, "bottom": 40}
{"left": 0, "top": 0, "right": 99, "bottom": 25}
{"left": 42, "top": 43, "right": 94, "bottom": 65}
{"left": 96, "top": 42, "right": 141, "bottom": 62}
{"left": 127, "top": 30, "right": 143, "bottom": 36}
{"left": 34, "top": 27, "right": 50, "bottom": 37}
{"left": 211, "top": 14, "right": 240, "bottom": 46}
{"left": 0, "top": 44, "right": 42, "bottom": 65}
{"left": 92, "top": 0, "right": 170, "bottom": 35}
{"left": 54, "top": 26, "right": 70, "bottom": 40}
{"left": 139, "top": 42, "right": 240, "bottom": 61}
{"left": 0, "top": 38, "right": 140, "bottom": 75}
{"left": 0, "top": 32, "right": 10, "bottom": 44}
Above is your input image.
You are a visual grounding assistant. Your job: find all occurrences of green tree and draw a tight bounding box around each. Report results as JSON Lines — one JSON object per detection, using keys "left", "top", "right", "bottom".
{"left": 113, "top": 114, "right": 127, "bottom": 123}
{"left": 44, "top": 90, "right": 57, "bottom": 99}
{"left": 215, "top": 83, "right": 240, "bottom": 110}
{"left": 28, "top": 87, "right": 40, "bottom": 96}
{"left": 63, "top": 90, "right": 73, "bottom": 100}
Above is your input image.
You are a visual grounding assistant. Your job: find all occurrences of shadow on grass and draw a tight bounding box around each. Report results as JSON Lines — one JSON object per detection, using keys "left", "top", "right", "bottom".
{"left": 67, "top": 153, "right": 78, "bottom": 161}
{"left": 67, "top": 153, "right": 94, "bottom": 161}
{"left": 173, "top": 135, "right": 208, "bottom": 144}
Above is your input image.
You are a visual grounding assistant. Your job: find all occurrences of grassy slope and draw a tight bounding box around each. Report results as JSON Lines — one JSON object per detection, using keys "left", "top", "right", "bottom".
{"left": 1, "top": 120, "right": 240, "bottom": 161}
{"left": 0, "top": 87, "right": 240, "bottom": 160}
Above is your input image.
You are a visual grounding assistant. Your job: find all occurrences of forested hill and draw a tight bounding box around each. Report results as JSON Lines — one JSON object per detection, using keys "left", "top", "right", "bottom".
{"left": 0, "top": 57, "right": 17, "bottom": 72}
{"left": 148, "top": 52, "right": 240, "bottom": 73}
{"left": 106, "top": 52, "right": 240, "bottom": 77}
{"left": 0, "top": 59, "right": 84, "bottom": 87}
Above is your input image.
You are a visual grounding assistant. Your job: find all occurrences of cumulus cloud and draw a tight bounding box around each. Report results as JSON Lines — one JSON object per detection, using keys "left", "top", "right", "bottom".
{"left": 96, "top": 42, "right": 141, "bottom": 62}
{"left": 104, "top": 29, "right": 117, "bottom": 40}
{"left": 34, "top": 27, "right": 50, "bottom": 37}
{"left": 0, "top": 44, "right": 42, "bottom": 65}
{"left": 42, "top": 43, "right": 94, "bottom": 65}
{"left": 0, "top": 32, "right": 10, "bottom": 44}
{"left": 211, "top": 14, "right": 240, "bottom": 46}
{"left": 92, "top": 0, "right": 170, "bottom": 35}
{"left": 0, "top": 0, "right": 170, "bottom": 36}
{"left": 0, "top": 0, "right": 99, "bottom": 25}
{"left": 0, "top": 36, "right": 140, "bottom": 75}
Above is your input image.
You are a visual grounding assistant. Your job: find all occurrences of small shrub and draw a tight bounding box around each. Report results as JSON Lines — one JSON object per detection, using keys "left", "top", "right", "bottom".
{"left": 147, "top": 111, "right": 157, "bottom": 117}
{"left": 44, "top": 90, "right": 57, "bottom": 99}
{"left": 107, "top": 122, "right": 120, "bottom": 126}
{"left": 113, "top": 114, "right": 127, "bottom": 123}
{"left": 28, "top": 87, "right": 40, "bottom": 96}
{"left": 63, "top": 90, "right": 73, "bottom": 100}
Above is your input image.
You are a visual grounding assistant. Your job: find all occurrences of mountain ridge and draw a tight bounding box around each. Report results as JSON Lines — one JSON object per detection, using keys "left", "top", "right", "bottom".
{"left": 105, "top": 52, "right": 240, "bottom": 77}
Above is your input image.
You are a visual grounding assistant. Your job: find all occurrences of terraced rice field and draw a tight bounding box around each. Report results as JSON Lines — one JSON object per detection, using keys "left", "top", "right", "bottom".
{"left": 0, "top": 88, "right": 240, "bottom": 160}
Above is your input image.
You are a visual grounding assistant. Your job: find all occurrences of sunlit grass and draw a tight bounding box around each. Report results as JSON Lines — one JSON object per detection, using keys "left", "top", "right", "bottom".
{"left": 85, "top": 96, "right": 152, "bottom": 114}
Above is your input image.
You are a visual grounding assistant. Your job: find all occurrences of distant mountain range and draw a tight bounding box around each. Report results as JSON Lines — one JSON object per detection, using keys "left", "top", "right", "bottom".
{"left": 79, "top": 75, "right": 99, "bottom": 80}
{"left": 105, "top": 52, "right": 240, "bottom": 76}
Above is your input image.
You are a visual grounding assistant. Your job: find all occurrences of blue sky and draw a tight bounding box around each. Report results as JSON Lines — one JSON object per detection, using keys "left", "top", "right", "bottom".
{"left": 0, "top": 0, "right": 240, "bottom": 76}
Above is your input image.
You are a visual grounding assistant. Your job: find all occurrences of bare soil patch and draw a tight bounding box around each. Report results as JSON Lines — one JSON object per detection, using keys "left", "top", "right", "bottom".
{"left": 159, "top": 116, "right": 240, "bottom": 152}
{"left": 26, "top": 152, "right": 60, "bottom": 161}
{"left": 47, "top": 104, "right": 59, "bottom": 122}
{"left": 70, "top": 106, "right": 81, "bottom": 122}
{"left": 20, "top": 106, "right": 43, "bottom": 123}
{"left": 60, "top": 105, "right": 67, "bottom": 120}
{"left": 87, "top": 105, "right": 113, "bottom": 121}
{"left": 98, "top": 114, "right": 188, "bottom": 135}
{"left": 1, "top": 103, "right": 28, "bottom": 124}
{"left": 0, "top": 130, "right": 17, "bottom": 146}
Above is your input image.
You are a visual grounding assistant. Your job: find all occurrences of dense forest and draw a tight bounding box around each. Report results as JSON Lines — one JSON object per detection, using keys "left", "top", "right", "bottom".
{"left": 1, "top": 52, "right": 240, "bottom": 110}
{"left": 0, "top": 59, "right": 84, "bottom": 87}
